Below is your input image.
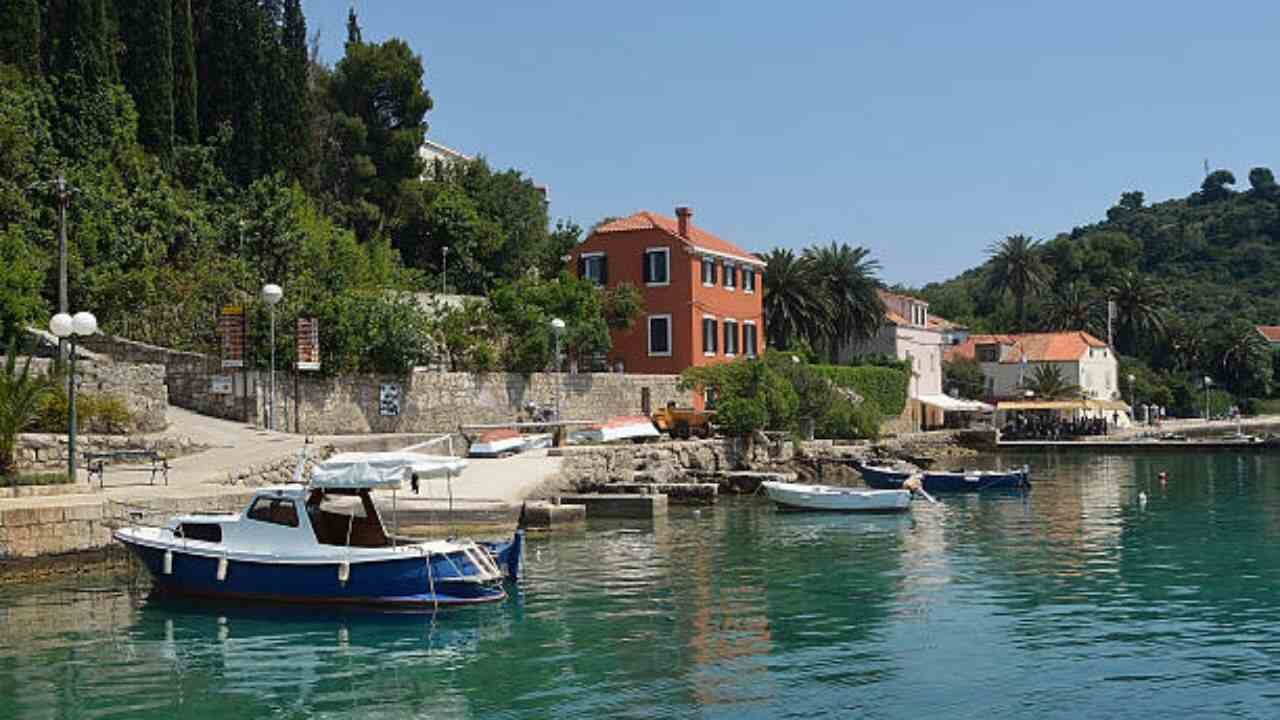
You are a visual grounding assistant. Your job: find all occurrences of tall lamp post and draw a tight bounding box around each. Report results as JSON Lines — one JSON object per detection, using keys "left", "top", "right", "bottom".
{"left": 441, "top": 246, "right": 449, "bottom": 295}
{"left": 49, "top": 311, "right": 97, "bottom": 483}
{"left": 1203, "top": 376, "right": 1213, "bottom": 421}
{"left": 550, "top": 318, "right": 565, "bottom": 422}
{"left": 1127, "top": 373, "right": 1136, "bottom": 421}
{"left": 262, "top": 284, "right": 284, "bottom": 431}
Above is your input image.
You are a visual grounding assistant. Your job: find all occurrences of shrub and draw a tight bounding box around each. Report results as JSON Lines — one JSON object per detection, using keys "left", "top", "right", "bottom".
{"left": 816, "top": 398, "right": 882, "bottom": 440}
{"left": 33, "top": 390, "right": 135, "bottom": 434}
{"left": 813, "top": 365, "right": 909, "bottom": 416}
{"left": 714, "top": 397, "right": 769, "bottom": 437}
{"left": 679, "top": 357, "right": 798, "bottom": 433}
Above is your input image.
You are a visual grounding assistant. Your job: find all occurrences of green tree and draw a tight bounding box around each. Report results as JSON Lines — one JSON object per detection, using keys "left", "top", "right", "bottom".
{"left": 491, "top": 274, "right": 612, "bottom": 373}
{"left": 1043, "top": 281, "right": 1099, "bottom": 334}
{"left": 0, "top": 0, "right": 41, "bottom": 74}
{"left": 120, "top": 0, "right": 175, "bottom": 156}
{"left": 1108, "top": 270, "right": 1166, "bottom": 356}
{"left": 1248, "top": 167, "right": 1277, "bottom": 198}
{"left": 275, "top": 0, "right": 308, "bottom": 179}
{"left": 986, "top": 234, "right": 1051, "bottom": 331}
{"left": 600, "top": 283, "right": 644, "bottom": 330}
{"left": 1021, "top": 364, "right": 1081, "bottom": 400}
{"left": 171, "top": 0, "right": 198, "bottom": 144}
{"left": 54, "top": 0, "right": 117, "bottom": 85}
{"left": 805, "top": 242, "right": 883, "bottom": 361}
{"left": 0, "top": 340, "right": 55, "bottom": 476}
{"left": 761, "top": 248, "right": 828, "bottom": 350}
{"left": 1197, "top": 169, "right": 1236, "bottom": 203}
{"left": 943, "top": 357, "right": 986, "bottom": 400}
{"left": 679, "top": 357, "right": 799, "bottom": 434}
{"left": 1214, "top": 321, "right": 1272, "bottom": 399}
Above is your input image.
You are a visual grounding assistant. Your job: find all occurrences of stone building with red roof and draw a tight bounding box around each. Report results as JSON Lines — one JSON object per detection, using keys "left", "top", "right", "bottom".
{"left": 567, "top": 206, "right": 765, "bottom": 386}
{"left": 946, "top": 330, "right": 1122, "bottom": 404}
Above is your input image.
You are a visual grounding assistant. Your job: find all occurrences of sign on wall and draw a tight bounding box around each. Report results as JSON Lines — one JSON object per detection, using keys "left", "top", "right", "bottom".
{"left": 219, "top": 305, "right": 246, "bottom": 369}
{"left": 295, "top": 318, "right": 320, "bottom": 371}
{"left": 209, "top": 375, "right": 233, "bottom": 395}
{"left": 379, "top": 383, "right": 402, "bottom": 417}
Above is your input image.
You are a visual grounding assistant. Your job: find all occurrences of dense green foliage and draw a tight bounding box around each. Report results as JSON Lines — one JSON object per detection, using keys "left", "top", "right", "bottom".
{"left": 0, "top": 340, "right": 54, "bottom": 474}
{"left": 920, "top": 168, "right": 1280, "bottom": 413}
{"left": 812, "top": 365, "right": 909, "bottom": 418}
{"left": 0, "top": 4, "right": 588, "bottom": 376}
{"left": 761, "top": 242, "right": 884, "bottom": 356}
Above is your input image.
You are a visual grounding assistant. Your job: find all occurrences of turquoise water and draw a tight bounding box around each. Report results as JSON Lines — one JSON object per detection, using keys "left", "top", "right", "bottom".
{"left": 4, "top": 451, "right": 1280, "bottom": 718}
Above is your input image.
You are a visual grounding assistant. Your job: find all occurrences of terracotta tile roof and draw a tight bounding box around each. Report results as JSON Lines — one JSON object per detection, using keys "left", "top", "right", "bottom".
{"left": 945, "top": 331, "right": 1108, "bottom": 364}
{"left": 1257, "top": 326, "right": 1280, "bottom": 343}
{"left": 593, "top": 211, "right": 764, "bottom": 267}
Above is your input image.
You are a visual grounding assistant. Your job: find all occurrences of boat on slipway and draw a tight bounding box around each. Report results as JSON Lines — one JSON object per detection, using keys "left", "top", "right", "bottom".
{"left": 113, "top": 451, "right": 524, "bottom": 608}
{"left": 762, "top": 481, "right": 912, "bottom": 513}
{"left": 854, "top": 461, "right": 1031, "bottom": 493}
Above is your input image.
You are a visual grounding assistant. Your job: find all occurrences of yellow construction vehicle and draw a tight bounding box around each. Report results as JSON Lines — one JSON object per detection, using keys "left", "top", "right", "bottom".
{"left": 651, "top": 403, "right": 715, "bottom": 439}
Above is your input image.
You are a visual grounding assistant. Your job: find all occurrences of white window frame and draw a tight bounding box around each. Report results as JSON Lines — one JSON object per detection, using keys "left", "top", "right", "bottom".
{"left": 701, "top": 258, "right": 716, "bottom": 287}
{"left": 647, "top": 313, "right": 672, "bottom": 357}
{"left": 723, "top": 262, "right": 736, "bottom": 291}
{"left": 702, "top": 314, "right": 718, "bottom": 357}
{"left": 743, "top": 320, "right": 757, "bottom": 357}
{"left": 743, "top": 268, "right": 755, "bottom": 294}
{"left": 645, "top": 247, "right": 670, "bottom": 287}
{"left": 723, "top": 317, "right": 738, "bottom": 357}
{"left": 581, "top": 251, "right": 606, "bottom": 286}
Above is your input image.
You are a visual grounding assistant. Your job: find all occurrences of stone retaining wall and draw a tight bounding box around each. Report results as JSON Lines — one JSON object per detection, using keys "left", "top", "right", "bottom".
{"left": 24, "top": 357, "right": 169, "bottom": 432}
{"left": 16, "top": 433, "right": 208, "bottom": 469}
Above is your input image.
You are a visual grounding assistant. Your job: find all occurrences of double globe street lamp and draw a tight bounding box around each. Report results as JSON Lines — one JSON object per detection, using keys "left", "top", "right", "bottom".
{"left": 49, "top": 311, "right": 97, "bottom": 483}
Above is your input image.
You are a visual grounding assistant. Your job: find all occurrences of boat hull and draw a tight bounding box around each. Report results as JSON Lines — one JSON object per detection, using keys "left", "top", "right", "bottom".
{"left": 855, "top": 463, "right": 1030, "bottom": 493}
{"left": 762, "top": 481, "right": 911, "bottom": 513}
{"left": 118, "top": 537, "right": 509, "bottom": 607}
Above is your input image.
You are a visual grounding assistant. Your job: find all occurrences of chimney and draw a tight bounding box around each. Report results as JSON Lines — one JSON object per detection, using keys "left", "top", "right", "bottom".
{"left": 675, "top": 206, "right": 692, "bottom": 238}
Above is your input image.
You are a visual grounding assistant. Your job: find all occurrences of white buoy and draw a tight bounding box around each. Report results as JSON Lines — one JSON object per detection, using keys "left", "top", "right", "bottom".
{"left": 1138, "top": 491, "right": 1148, "bottom": 508}
{"left": 337, "top": 560, "right": 350, "bottom": 584}
{"left": 216, "top": 556, "right": 229, "bottom": 581}
{"left": 163, "top": 550, "right": 173, "bottom": 575}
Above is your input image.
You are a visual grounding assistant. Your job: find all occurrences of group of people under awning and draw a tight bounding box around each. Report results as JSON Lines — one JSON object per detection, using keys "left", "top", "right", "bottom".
{"left": 995, "top": 398, "right": 1135, "bottom": 440}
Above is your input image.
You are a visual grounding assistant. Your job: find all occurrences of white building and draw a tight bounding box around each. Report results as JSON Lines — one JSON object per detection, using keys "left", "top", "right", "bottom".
{"left": 946, "top": 331, "right": 1129, "bottom": 422}
{"left": 839, "top": 290, "right": 984, "bottom": 430}
{"left": 419, "top": 139, "right": 473, "bottom": 179}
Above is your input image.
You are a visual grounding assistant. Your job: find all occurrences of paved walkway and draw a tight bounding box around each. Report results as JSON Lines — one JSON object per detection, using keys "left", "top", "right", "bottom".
{"left": 1, "top": 407, "right": 562, "bottom": 511}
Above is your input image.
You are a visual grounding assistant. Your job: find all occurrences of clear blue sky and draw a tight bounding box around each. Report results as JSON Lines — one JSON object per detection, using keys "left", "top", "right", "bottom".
{"left": 306, "top": 1, "right": 1280, "bottom": 287}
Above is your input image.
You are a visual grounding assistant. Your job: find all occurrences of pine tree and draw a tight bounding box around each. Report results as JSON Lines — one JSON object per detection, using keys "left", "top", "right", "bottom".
{"left": 172, "top": 0, "right": 198, "bottom": 144}
{"left": 55, "top": 0, "right": 116, "bottom": 85}
{"left": 0, "top": 0, "right": 41, "bottom": 74}
{"left": 201, "top": 0, "right": 238, "bottom": 134}
{"left": 277, "top": 0, "right": 309, "bottom": 178}
{"left": 231, "top": 0, "right": 264, "bottom": 182}
{"left": 121, "top": 0, "right": 175, "bottom": 156}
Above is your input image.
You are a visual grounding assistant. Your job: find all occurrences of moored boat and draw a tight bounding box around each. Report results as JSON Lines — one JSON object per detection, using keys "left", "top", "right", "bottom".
{"left": 762, "top": 481, "right": 912, "bottom": 512}
{"left": 468, "top": 429, "right": 527, "bottom": 458}
{"left": 854, "top": 461, "right": 1031, "bottom": 493}
{"left": 113, "top": 451, "right": 523, "bottom": 608}
{"left": 577, "top": 415, "right": 661, "bottom": 444}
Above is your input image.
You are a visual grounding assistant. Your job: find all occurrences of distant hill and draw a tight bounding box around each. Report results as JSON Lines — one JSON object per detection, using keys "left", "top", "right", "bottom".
{"left": 918, "top": 168, "right": 1280, "bottom": 333}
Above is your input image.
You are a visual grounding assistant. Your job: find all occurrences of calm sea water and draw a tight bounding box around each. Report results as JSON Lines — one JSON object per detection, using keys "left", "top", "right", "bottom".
{"left": 4, "top": 451, "right": 1280, "bottom": 719}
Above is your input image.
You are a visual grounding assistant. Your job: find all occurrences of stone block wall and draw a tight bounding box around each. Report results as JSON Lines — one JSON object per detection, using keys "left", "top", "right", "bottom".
{"left": 279, "top": 371, "right": 686, "bottom": 435}
{"left": 15, "top": 433, "right": 209, "bottom": 469}
{"left": 26, "top": 358, "right": 168, "bottom": 432}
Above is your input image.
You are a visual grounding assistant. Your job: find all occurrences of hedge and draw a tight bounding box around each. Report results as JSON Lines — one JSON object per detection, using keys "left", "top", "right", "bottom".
{"left": 813, "top": 365, "right": 909, "bottom": 417}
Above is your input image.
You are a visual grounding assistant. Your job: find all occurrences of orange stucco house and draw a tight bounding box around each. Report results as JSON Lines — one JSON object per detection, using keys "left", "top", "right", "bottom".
{"left": 568, "top": 207, "right": 765, "bottom": 379}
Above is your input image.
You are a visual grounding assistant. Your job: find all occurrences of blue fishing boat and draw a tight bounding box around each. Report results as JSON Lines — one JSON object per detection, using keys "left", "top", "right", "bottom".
{"left": 114, "top": 451, "right": 523, "bottom": 608}
{"left": 854, "top": 461, "right": 1031, "bottom": 493}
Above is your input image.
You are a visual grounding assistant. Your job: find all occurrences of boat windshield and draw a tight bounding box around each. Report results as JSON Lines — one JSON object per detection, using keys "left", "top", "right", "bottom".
{"left": 305, "top": 489, "right": 391, "bottom": 548}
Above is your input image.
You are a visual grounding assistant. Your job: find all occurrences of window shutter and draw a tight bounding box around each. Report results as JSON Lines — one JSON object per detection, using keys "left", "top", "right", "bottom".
{"left": 600, "top": 256, "right": 608, "bottom": 285}
{"left": 577, "top": 255, "right": 586, "bottom": 278}
{"left": 710, "top": 261, "right": 717, "bottom": 285}
{"left": 642, "top": 252, "right": 652, "bottom": 283}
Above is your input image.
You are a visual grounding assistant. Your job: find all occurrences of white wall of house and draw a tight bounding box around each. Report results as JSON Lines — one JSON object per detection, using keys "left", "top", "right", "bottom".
{"left": 841, "top": 325, "right": 944, "bottom": 399}
{"left": 1078, "top": 347, "right": 1119, "bottom": 399}
{"left": 978, "top": 352, "right": 1118, "bottom": 401}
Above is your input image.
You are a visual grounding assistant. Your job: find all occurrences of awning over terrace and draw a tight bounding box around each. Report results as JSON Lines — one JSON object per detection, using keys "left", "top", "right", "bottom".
{"left": 918, "top": 394, "right": 994, "bottom": 413}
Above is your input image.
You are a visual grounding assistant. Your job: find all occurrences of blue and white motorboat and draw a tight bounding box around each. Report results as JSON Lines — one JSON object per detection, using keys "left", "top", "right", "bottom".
{"left": 114, "top": 451, "right": 524, "bottom": 608}
{"left": 854, "top": 461, "right": 1031, "bottom": 493}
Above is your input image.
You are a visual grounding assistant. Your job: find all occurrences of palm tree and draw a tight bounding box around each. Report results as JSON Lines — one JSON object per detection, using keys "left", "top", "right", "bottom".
{"left": 0, "top": 339, "right": 55, "bottom": 478}
{"left": 1108, "top": 270, "right": 1167, "bottom": 356}
{"left": 804, "top": 242, "right": 884, "bottom": 362}
{"left": 1160, "top": 317, "right": 1209, "bottom": 373}
{"left": 761, "top": 248, "right": 830, "bottom": 350}
{"left": 1043, "top": 282, "right": 1100, "bottom": 334}
{"left": 1021, "top": 364, "right": 1082, "bottom": 400}
{"left": 986, "top": 234, "right": 1052, "bottom": 331}
{"left": 1217, "top": 321, "right": 1272, "bottom": 397}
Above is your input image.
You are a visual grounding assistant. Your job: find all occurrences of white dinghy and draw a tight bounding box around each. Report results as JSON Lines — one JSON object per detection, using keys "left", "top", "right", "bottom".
{"left": 762, "top": 481, "right": 912, "bottom": 513}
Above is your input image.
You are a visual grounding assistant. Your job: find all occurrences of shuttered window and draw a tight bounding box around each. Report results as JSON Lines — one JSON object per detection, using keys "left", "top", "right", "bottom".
{"left": 743, "top": 268, "right": 756, "bottom": 293}
{"left": 724, "top": 320, "right": 739, "bottom": 356}
{"left": 701, "top": 258, "right": 717, "bottom": 285}
{"left": 579, "top": 253, "right": 606, "bottom": 286}
{"left": 648, "top": 315, "right": 672, "bottom": 356}
{"left": 743, "top": 322, "right": 758, "bottom": 357}
{"left": 724, "top": 263, "right": 736, "bottom": 289}
{"left": 643, "top": 248, "right": 669, "bottom": 285}
{"left": 702, "top": 317, "right": 718, "bottom": 355}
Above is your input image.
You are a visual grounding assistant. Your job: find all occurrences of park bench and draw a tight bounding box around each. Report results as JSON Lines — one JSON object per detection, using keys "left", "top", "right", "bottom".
{"left": 85, "top": 450, "right": 170, "bottom": 489}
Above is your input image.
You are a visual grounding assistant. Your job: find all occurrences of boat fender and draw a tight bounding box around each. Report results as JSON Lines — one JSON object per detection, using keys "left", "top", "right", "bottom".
{"left": 216, "top": 556, "right": 229, "bottom": 582}
{"left": 163, "top": 550, "right": 173, "bottom": 575}
{"left": 338, "top": 560, "right": 350, "bottom": 585}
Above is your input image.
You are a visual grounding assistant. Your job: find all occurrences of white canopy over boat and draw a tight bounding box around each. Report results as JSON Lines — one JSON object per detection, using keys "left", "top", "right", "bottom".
{"left": 310, "top": 452, "right": 468, "bottom": 489}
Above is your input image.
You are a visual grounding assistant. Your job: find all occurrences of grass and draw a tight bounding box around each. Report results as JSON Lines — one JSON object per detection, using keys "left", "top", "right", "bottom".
{"left": 2, "top": 472, "right": 74, "bottom": 487}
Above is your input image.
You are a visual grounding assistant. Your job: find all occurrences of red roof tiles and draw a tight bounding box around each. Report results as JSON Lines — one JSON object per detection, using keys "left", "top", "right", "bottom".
{"left": 593, "top": 211, "right": 764, "bottom": 267}
{"left": 1257, "top": 326, "right": 1280, "bottom": 343}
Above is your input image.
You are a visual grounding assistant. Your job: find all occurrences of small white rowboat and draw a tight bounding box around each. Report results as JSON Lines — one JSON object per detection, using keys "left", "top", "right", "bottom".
{"left": 761, "top": 481, "right": 912, "bottom": 513}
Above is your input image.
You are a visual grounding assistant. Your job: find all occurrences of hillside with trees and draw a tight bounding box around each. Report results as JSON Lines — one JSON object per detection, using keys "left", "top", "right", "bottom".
{"left": 920, "top": 169, "right": 1280, "bottom": 414}
{"left": 0, "top": 2, "right": 602, "bottom": 373}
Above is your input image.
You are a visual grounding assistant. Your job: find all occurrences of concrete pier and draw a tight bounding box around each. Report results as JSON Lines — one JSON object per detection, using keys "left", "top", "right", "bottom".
{"left": 594, "top": 483, "right": 718, "bottom": 504}
{"left": 557, "top": 493, "right": 668, "bottom": 519}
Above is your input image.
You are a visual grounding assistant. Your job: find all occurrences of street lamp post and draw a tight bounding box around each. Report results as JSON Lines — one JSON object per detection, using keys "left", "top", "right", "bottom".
{"left": 49, "top": 311, "right": 97, "bottom": 483}
{"left": 550, "top": 318, "right": 565, "bottom": 421}
{"left": 262, "top": 284, "right": 284, "bottom": 431}
{"left": 1203, "top": 376, "right": 1213, "bottom": 421}
{"left": 1127, "top": 373, "right": 1136, "bottom": 417}
{"left": 441, "top": 246, "right": 449, "bottom": 295}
